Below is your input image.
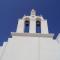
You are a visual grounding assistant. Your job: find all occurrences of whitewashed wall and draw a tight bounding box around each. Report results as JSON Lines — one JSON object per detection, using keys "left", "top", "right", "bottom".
{"left": 1, "top": 36, "right": 39, "bottom": 60}
{"left": 0, "top": 36, "right": 60, "bottom": 60}
{"left": 39, "top": 37, "right": 60, "bottom": 60}
{"left": 0, "top": 42, "right": 7, "bottom": 60}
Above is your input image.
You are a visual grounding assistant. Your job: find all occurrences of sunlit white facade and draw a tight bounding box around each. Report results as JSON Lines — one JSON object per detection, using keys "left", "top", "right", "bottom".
{"left": 0, "top": 9, "right": 60, "bottom": 60}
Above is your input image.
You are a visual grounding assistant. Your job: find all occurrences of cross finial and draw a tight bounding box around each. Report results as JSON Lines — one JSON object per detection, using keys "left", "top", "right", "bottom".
{"left": 31, "top": 9, "right": 36, "bottom": 16}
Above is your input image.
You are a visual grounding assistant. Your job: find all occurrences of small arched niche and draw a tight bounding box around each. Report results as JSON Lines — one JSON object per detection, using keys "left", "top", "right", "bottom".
{"left": 24, "top": 20, "right": 30, "bottom": 33}
{"left": 36, "top": 20, "right": 41, "bottom": 33}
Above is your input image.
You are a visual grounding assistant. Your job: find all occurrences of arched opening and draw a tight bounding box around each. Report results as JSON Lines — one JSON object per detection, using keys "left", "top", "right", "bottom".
{"left": 24, "top": 20, "right": 30, "bottom": 33}
{"left": 36, "top": 21, "right": 41, "bottom": 33}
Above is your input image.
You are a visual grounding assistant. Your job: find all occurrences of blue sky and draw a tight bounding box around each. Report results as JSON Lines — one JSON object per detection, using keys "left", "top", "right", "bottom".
{"left": 0, "top": 0, "right": 60, "bottom": 45}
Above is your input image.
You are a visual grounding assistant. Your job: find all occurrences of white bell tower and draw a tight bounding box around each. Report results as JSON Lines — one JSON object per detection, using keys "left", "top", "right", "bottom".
{"left": 16, "top": 9, "right": 49, "bottom": 34}
{"left": 0, "top": 9, "right": 60, "bottom": 60}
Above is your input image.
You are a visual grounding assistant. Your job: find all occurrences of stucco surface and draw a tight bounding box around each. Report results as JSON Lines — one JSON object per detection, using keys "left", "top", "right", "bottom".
{"left": 0, "top": 36, "right": 60, "bottom": 60}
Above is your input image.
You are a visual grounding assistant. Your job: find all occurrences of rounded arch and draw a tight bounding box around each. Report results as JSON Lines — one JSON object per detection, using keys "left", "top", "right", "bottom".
{"left": 24, "top": 20, "right": 30, "bottom": 33}
{"left": 36, "top": 17, "right": 41, "bottom": 21}
{"left": 24, "top": 17, "right": 30, "bottom": 21}
{"left": 36, "top": 20, "right": 41, "bottom": 33}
